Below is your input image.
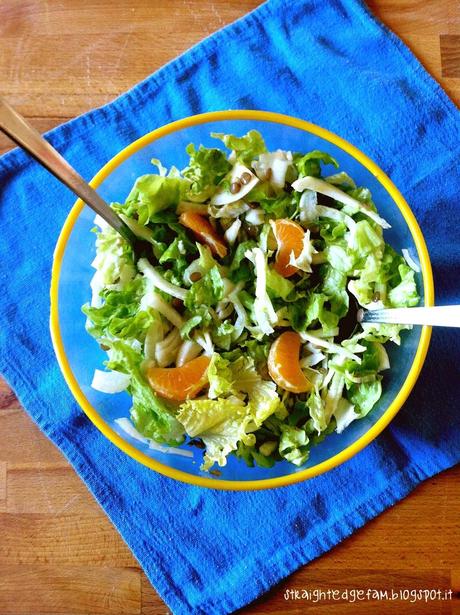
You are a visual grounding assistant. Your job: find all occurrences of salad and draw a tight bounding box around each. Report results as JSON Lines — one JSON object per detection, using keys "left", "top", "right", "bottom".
{"left": 83, "top": 130, "right": 419, "bottom": 472}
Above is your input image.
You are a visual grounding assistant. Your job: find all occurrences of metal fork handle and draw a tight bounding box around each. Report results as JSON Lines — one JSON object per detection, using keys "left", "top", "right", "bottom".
{"left": 0, "top": 96, "right": 134, "bottom": 243}
{"left": 360, "top": 305, "right": 460, "bottom": 327}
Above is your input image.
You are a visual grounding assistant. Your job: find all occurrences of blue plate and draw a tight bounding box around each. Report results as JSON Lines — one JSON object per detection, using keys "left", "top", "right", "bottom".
{"left": 50, "top": 111, "right": 433, "bottom": 489}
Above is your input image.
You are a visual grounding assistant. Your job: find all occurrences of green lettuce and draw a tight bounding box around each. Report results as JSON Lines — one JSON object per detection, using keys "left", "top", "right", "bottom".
{"left": 212, "top": 321, "right": 236, "bottom": 350}
{"left": 207, "top": 353, "right": 235, "bottom": 399}
{"left": 259, "top": 193, "right": 299, "bottom": 219}
{"left": 288, "top": 292, "right": 339, "bottom": 334}
{"left": 177, "top": 398, "right": 253, "bottom": 470}
{"left": 180, "top": 310, "right": 212, "bottom": 340}
{"left": 348, "top": 378, "right": 382, "bottom": 416}
{"left": 183, "top": 243, "right": 219, "bottom": 285}
{"left": 181, "top": 353, "right": 282, "bottom": 469}
{"left": 294, "top": 150, "right": 339, "bottom": 178}
{"left": 266, "top": 267, "right": 295, "bottom": 300}
{"left": 229, "top": 239, "right": 257, "bottom": 283}
{"left": 361, "top": 322, "right": 411, "bottom": 345}
{"left": 321, "top": 265, "right": 349, "bottom": 318}
{"left": 90, "top": 224, "right": 135, "bottom": 291}
{"left": 184, "top": 265, "right": 224, "bottom": 310}
{"left": 106, "top": 341, "right": 184, "bottom": 444}
{"left": 211, "top": 129, "right": 267, "bottom": 165}
{"left": 388, "top": 264, "right": 419, "bottom": 307}
{"left": 122, "top": 174, "right": 185, "bottom": 225}
{"left": 351, "top": 219, "right": 384, "bottom": 259}
{"left": 307, "top": 389, "right": 328, "bottom": 434}
{"left": 182, "top": 144, "right": 231, "bottom": 202}
{"left": 83, "top": 278, "right": 154, "bottom": 341}
{"left": 279, "top": 424, "right": 310, "bottom": 466}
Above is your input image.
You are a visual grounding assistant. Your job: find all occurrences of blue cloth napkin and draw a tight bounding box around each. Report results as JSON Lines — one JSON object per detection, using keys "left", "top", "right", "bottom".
{"left": 1, "top": 1, "right": 459, "bottom": 613}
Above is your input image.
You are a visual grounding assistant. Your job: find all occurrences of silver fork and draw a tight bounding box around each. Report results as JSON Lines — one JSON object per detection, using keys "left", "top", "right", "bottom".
{"left": 0, "top": 96, "right": 135, "bottom": 243}
{"left": 358, "top": 305, "right": 460, "bottom": 327}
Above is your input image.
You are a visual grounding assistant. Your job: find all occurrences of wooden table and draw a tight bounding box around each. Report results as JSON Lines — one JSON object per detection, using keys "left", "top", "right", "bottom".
{"left": 0, "top": 2, "right": 459, "bottom": 613}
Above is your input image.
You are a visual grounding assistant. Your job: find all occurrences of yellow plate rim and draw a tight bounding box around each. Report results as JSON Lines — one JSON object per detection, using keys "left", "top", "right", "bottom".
{"left": 50, "top": 109, "right": 434, "bottom": 491}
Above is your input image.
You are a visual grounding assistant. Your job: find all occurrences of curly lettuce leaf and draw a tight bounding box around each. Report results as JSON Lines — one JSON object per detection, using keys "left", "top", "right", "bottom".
{"left": 294, "top": 150, "right": 339, "bottom": 178}
{"left": 106, "top": 341, "right": 184, "bottom": 445}
{"left": 208, "top": 353, "right": 235, "bottom": 399}
{"left": 348, "top": 378, "right": 382, "bottom": 416}
{"left": 279, "top": 424, "right": 310, "bottom": 466}
{"left": 184, "top": 265, "right": 224, "bottom": 310}
{"left": 182, "top": 144, "right": 231, "bottom": 202}
{"left": 122, "top": 174, "right": 185, "bottom": 225}
{"left": 183, "top": 353, "right": 282, "bottom": 470}
{"left": 388, "top": 263, "right": 419, "bottom": 307}
{"left": 89, "top": 222, "right": 136, "bottom": 306}
{"left": 83, "top": 278, "right": 155, "bottom": 342}
{"left": 211, "top": 129, "right": 267, "bottom": 165}
{"left": 178, "top": 398, "right": 252, "bottom": 470}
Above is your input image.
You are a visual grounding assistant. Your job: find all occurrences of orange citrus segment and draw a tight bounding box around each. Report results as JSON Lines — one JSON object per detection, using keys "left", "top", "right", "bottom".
{"left": 146, "top": 355, "right": 211, "bottom": 401}
{"left": 267, "top": 331, "right": 312, "bottom": 393}
{"left": 179, "top": 211, "right": 227, "bottom": 258}
{"left": 271, "top": 219, "right": 305, "bottom": 278}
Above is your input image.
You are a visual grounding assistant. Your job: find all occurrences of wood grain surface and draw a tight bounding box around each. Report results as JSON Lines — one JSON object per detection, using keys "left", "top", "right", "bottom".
{"left": 0, "top": 1, "right": 459, "bottom": 614}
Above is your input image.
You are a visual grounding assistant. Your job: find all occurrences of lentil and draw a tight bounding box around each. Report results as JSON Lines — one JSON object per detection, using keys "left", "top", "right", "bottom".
{"left": 240, "top": 172, "right": 252, "bottom": 185}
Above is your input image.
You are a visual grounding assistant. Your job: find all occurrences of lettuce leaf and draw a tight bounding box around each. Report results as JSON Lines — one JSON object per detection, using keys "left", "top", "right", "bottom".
{"left": 212, "top": 320, "right": 236, "bottom": 351}
{"left": 211, "top": 129, "right": 267, "bottom": 165}
{"left": 122, "top": 174, "right": 185, "bottom": 225}
{"left": 259, "top": 192, "right": 299, "bottom": 219}
{"left": 266, "top": 267, "right": 295, "bottom": 300}
{"left": 307, "top": 389, "right": 328, "bottom": 434}
{"left": 360, "top": 322, "right": 411, "bottom": 345}
{"left": 229, "top": 239, "right": 257, "bottom": 283}
{"left": 180, "top": 309, "right": 212, "bottom": 340}
{"left": 321, "top": 265, "right": 349, "bottom": 318}
{"left": 184, "top": 265, "right": 224, "bottom": 310}
{"left": 89, "top": 223, "right": 136, "bottom": 306}
{"left": 294, "top": 150, "right": 339, "bottom": 178}
{"left": 182, "top": 353, "right": 282, "bottom": 469}
{"left": 177, "top": 397, "right": 252, "bottom": 470}
{"left": 183, "top": 243, "right": 219, "bottom": 285}
{"left": 305, "top": 293, "right": 339, "bottom": 334}
{"left": 182, "top": 144, "right": 231, "bottom": 202}
{"left": 208, "top": 353, "right": 235, "bottom": 399}
{"left": 388, "top": 264, "right": 419, "bottom": 307}
{"left": 288, "top": 292, "right": 339, "bottom": 334}
{"left": 83, "top": 278, "right": 155, "bottom": 341}
{"left": 279, "top": 424, "right": 310, "bottom": 465}
{"left": 348, "top": 378, "right": 382, "bottom": 416}
{"left": 106, "top": 341, "right": 184, "bottom": 444}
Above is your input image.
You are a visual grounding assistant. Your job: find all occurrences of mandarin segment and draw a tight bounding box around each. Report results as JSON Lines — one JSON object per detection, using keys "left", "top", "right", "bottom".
{"left": 146, "top": 355, "right": 211, "bottom": 401}
{"left": 271, "top": 219, "right": 305, "bottom": 277}
{"left": 179, "top": 211, "right": 227, "bottom": 258}
{"left": 267, "top": 331, "right": 312, "bottom": 393}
